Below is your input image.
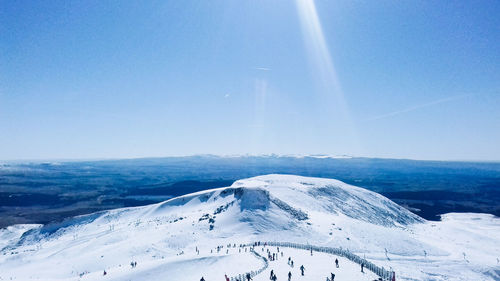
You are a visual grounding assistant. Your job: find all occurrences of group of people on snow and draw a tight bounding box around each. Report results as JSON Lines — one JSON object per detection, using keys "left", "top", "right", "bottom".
{"left": 325, "top": 272, "right": 336, "bottom": 281}
{"left": 266, "top": 246, "right": 284, "bottom": 261}
{"left": 197, "top": 244, "right": 378, "bottom": 281}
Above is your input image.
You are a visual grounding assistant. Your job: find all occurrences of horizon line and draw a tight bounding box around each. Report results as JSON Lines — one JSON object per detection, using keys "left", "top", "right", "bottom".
{"left": 1, "top": 154, "right": 499, "bottom": 164}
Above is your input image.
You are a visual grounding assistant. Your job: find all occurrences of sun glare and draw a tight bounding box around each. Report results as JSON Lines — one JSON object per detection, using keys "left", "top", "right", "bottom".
{"left": 295, "top": 0, "right": 361, "bottom": 152}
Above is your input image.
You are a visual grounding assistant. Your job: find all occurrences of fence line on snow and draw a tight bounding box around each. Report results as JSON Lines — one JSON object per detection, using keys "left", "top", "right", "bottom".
{"left": 230, "top": 247, "right": 268, "bottom": 281}
{"left": 230, "top": 241, "right": 395, "bottom": 281}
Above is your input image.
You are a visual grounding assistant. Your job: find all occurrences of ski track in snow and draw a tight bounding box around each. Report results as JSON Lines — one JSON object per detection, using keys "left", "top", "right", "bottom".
{"left": 0, "top": 174, "right": 499, "bottom": 281}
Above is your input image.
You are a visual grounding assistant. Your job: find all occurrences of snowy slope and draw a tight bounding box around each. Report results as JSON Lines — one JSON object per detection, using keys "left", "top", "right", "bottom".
{"left": 0, "top": 175, "right": 498, "bottom": 281}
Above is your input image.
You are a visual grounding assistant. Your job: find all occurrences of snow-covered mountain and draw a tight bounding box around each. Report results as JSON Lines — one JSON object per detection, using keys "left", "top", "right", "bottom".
{"left": 1, "top": 175, "right": 498, "bottom": 281}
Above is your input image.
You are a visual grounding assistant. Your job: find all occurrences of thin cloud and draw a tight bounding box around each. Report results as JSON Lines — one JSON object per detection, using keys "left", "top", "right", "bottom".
{"left": 224, "top": 93, "right": 230, "bottom": 98}
{"left": 254, "top": 67, "right": 271, "bottom": 71}
{"left": 364, "top": 93, "right": 474, "bottom": 122}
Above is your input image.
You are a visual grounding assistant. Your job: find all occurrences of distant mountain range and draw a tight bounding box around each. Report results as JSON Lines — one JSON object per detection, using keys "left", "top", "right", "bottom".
{"left": 0, "top": 156, "right": 499, "bottom": 228}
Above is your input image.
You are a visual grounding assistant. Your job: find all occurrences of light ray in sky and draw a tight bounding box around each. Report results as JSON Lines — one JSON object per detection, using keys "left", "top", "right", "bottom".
{"left": 295, "top": 0, "right": 361, "bottom": 153}
{"left": 251, "top": 79, "right": 268, "bottom": 153}
{"left": 296, "top": 0, "right": 342, "bottom": 100}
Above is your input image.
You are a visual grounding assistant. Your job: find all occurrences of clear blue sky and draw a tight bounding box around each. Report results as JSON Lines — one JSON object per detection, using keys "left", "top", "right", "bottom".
{"left": 1, "top": 0, "right": 499, "bottom": 161}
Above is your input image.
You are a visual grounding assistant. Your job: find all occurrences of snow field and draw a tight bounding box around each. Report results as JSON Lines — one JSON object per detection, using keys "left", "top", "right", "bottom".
{"left": 0, "top": 175, "right": 498, "bottom": 281}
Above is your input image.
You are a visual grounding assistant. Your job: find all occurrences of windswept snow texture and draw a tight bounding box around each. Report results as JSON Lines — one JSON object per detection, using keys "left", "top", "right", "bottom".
{"left": 0, "top": 175, "right": 499, "bottom": 281}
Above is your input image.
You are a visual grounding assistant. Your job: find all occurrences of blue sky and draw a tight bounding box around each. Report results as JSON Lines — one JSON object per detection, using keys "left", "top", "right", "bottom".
{"left": 1, "top": 0, "right": 499, "bottom": 161}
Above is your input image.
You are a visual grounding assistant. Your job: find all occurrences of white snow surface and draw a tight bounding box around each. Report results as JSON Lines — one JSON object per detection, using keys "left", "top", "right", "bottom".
{"left": 0, "top": 174, "right": 499, "bottom": 281}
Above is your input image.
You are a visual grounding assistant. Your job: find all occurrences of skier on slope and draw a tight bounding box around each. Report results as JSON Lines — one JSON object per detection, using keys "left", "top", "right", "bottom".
{"left": 200, "top": 277, "right": 205, "bottom": 281}
{"left": 288, "top": 271, "right": 292, "bottom": 281}
{"left": 300, "top": 265, "right": 305, "bottom": 276}
{"left": 361, "top": 262, "right": 364, "bottom": 273}
{"left": 331, "top": 272, "right": 335, "bottom": 280}
{"left": 335, "top": 258, "right": 339, "bottom": 268}
{"left": 270, "top": 270, "right": 274, "bottom": 279}
{"left": 225, "top": 274, "right": 230, "bottom": 281}
{"left": 246, "top": 272, "right": 252, "bottom": 281}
